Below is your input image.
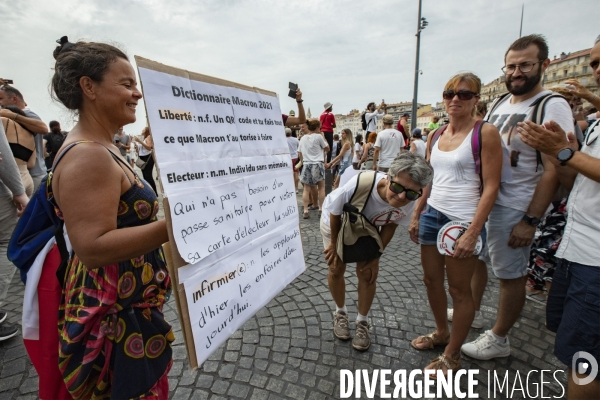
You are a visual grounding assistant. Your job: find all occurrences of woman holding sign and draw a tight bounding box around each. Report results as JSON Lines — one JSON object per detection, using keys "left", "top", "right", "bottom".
{"left": 408, "top": 72, "right": 502, "bottom": 375}
{"left": 49, "top": 39, "right": 172, "bottom": 398}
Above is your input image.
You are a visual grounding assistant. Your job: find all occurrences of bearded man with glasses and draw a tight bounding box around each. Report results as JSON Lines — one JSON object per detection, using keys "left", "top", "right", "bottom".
{"left": 459, "top": 34, "right": 574, "bottom": 361}
{"left": 321, "top": 152, "right": 432, "bottom": 351}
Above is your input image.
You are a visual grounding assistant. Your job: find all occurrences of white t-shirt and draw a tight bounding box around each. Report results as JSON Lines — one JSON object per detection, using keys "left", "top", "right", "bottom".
{"left": 374, "top": 129, "right": 403, "bottom": 168}
{"left": 352, "top": 142, "right": 363, "bottom": 163}
{"left": 287, "top": 136, "right": 299, "bottom": 159}
{"left": 556, "top": 119, "right": 600, "bottom": 267}
{"left": 298, "top": 133, "right": 327, "bottom": 164}
{"left": 321, "top": 172, "right": 415, "bottom": 227}
{"left": 365, "top": 110, "right": 383, "bottom": 132}
{"left": 487, "top": 91, "right": 573, "bottom": 212}
{"left": 412, "top": 140, "right": 426, "bottom": 158}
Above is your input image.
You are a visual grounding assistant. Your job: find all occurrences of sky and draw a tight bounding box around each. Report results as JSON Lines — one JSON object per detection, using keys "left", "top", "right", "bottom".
{"left": 1, "top": 0, "right": 596, "bottom": 135}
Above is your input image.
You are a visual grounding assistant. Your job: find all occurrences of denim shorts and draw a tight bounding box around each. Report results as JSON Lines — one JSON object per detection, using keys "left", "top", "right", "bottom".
{"left": 547, "top": 259, "right": 600, "bottom": 379}
{"left": 418, "top": 205, "right": 487, "bottom": 249}
{"left": 481, "top": 204, "right": 529, "bottom": 279}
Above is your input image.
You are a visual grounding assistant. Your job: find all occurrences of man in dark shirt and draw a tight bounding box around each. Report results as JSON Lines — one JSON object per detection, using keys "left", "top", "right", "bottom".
{"left": 43, "top": 121, "right": 67, "bottom": 170}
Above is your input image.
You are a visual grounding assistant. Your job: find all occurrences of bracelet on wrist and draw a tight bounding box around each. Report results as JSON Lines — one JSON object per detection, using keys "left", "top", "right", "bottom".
{"left": 13, "top": 113, "right": 18, "bottom": 121}
{"left": 296, "top": 100, "right": 303, "bottom": 103}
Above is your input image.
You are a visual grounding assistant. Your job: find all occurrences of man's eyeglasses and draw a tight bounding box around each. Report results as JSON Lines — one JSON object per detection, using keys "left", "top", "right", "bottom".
{"left": 388, "top": 178, "right": 422, "bottom": 201}
{"left": 442, "top": 90, "right": 479, "bottom": 101}
{"left": 501, "top": 60, "right": 543, "bottom": 75}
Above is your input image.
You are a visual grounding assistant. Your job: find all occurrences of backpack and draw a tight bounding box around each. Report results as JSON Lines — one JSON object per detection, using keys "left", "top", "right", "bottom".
{"left": 8, "top": 176, "right": 68, "bottom": 284}
{"left": 336, "top": 171, "right": 384, "bottom": 263}
{"left": 487, "top": 92, "right": 568, "bottom": 171}
{"left": 361, "top": 113, "right": 368, "bottom": 131}
{"left": 7, "top": 142, "right": 85, "bottom": 285}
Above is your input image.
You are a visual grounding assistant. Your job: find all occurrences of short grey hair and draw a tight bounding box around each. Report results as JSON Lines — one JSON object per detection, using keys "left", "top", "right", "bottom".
{"left": 285, "top": 127, "right": 292, "bottom": 136}
{"left": 388, "top": 151, "right": 433, "bottom": 188}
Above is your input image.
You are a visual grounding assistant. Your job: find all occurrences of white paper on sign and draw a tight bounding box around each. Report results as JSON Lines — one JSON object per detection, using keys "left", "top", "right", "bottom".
{"left": 183, "top": 225, "right": 304, "bottom": 366}
{"left": 169, "top": 170, "right": 298, "bottom": 265}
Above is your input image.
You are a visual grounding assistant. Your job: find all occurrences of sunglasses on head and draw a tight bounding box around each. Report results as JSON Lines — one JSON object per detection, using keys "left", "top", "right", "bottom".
{"left": 388, "top": 178, "right": 422, "bottom": 201}
{"left": 442, "top": 90, "right": 479, "bottom": 101}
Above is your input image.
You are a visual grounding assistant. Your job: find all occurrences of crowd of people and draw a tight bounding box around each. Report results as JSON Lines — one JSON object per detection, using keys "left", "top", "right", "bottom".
{"left": 0, "top": 32, "right": 598, "bottom": 399}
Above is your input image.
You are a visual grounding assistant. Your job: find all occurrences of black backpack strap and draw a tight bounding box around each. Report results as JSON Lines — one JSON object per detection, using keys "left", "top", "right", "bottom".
{"left": 529, "top": 93, "right": 568, "bottom": 171}
{"left": 486, "top": 92, "right": 511, "bottom": 121}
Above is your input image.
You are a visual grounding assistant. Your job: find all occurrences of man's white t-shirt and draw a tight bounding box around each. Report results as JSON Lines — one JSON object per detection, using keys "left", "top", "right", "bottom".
{"left": 365, "top": 110, "right": 383, "bottom": 133}
{"left": 487, "top": 90, "right": 574, "bottom": 212}
{"left": 352, "top": 142, "right": 363, "bottom": 163}
{"left": 556, "top": 119, "right": 600, "bottom": 267}
{"left": 374, "top": 129, "right": 403, "bottom": 168}
{"left": 287, "top": 136, "right": 299, "bottom": 159}
{"left": 298, "top": 133, "right": 327, "bottom": 164}
{"left": 321, "top": 172, "right": 415, "bottom": 227}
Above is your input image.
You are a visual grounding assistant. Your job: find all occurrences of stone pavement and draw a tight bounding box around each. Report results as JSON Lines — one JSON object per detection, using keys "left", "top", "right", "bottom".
{"left": 0, "top": 191, "right": 568, "bottom": 399}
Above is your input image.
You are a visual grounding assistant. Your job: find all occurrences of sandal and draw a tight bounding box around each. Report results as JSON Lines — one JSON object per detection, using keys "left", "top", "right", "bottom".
{"left": 308, "top": 205, "right": 319, "bottom": 211}
{"left": 424, "top": 354, "right": 461, "bottom": 377}
{"left": 303, "top": 212, "right": 309, "bottom": 219}
{"left": 411, "top": 332, "right": 450, "bottom": 350}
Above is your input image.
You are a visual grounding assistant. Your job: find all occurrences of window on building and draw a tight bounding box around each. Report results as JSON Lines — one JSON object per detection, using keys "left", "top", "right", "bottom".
{"left": 583, "top": 66, "right": 588, "bottom": 74}
{"left": 553, "top": 72, "right": 557, "bottom": 79}
{"left": 564, "top": 70, "right": 568, "bottom": 77}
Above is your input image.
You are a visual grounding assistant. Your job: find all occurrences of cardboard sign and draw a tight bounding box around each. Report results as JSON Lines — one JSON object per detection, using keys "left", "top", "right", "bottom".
{"left": 136, "top": 56, "right": 305, "bottom": 368}
{"left": 436, "top": 221, "right": 482, "bottom": 257}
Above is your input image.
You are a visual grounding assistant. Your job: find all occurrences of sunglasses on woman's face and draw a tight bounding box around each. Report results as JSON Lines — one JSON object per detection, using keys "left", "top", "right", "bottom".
{"left": 442, "top": 90, "right": 479, "bottom": 101}
{"left": 388, "top": 178, "right": 422, "bottom": 201}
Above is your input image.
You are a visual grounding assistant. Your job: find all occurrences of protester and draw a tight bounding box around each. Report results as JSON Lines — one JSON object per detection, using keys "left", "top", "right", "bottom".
{"left": 326, "top": 128, "right": 354, "bottom": 190}
{"left": 133, "top": 127, "right": 157, "bottom": 194}
{"left": 44, "top": 120, "right": 66, "bottom": 172}
{"left": 49, "top": 39, "right": 173, "bottom": 398}
{"left": 297, "top": 118, "right": 329, "bottom": 218}
{"left": 409, "top": 128, "right": 426, "bottom": 158}
{"left": 397, "top": 113, "right": 410, "bottom": 144}
{"left": 113, "top": 126, "right": 131, "bottom": 164}
{"left": 320, "top": 102, "right": 336, "bottom": 162}
{"left": 1, "top": 106, "right": 36, "bottom": 196}
{"left": 285, "top": 127, "right": 300, "bottom": 193}
{"left": 475, "top": 102, "right": 488, "bottom": 121}
{"left": 518, "top": 37, "right": 600, "bottom": 399}
{"left": 461, "top": 34, "right": 574, "bottom": 361}
{"left": 0, "top": 122, "right": 27, "bottom": 343}
{"left": 352, "top": 134, "right": 363, "bottom": 169}
{"left": 324, "top": 152, "right": 433, "bottom": 351}
{"left": 0, "top": 85, "right": 49, "bottom": 191}
{"left": 358, "top": 132, "right": 377, "bottom": 170}
{"left": 422, "top": 127, "right": 431, "bottom": 142}
{"left": 364, "top": 102, "right": 385, "bottom": 142}
{"left": 428, "top": 115, "right": 441, "bottom": 130}
{"left": 372, "top": 114, "right": 403, "bottom": 173}
{"left": 408, "top": 72, "right": 502, "bottom": 375}
{"left": 282, "top": 87, "right": 306, "bottom": 127}
{"left": 331, "top": 133, "right": 341, "bottom": 182}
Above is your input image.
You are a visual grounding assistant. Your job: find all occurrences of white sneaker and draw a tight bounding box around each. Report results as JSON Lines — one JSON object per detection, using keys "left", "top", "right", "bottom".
{"left": 447, "top": 308, "right": 484, "bottom": 329}
{"left": 461, "top": 330, "right": 510, "bottom": 360}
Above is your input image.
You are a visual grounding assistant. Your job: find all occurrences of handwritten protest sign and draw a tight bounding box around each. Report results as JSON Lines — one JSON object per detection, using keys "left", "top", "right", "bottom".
{"left": 135, "top": 56, "right": 305, "bottom": 368}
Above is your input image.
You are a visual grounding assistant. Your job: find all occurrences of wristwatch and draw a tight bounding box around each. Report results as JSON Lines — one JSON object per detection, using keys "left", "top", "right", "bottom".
{"left": 522, "top": 214, "right": 541, "bottom": 227}
{"left": 557, "top": 147, "right": 575, "bottom": 166}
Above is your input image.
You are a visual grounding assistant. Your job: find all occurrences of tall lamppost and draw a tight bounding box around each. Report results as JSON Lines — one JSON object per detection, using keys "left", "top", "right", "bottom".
{"left": 410, "top": 0, "right": 428, "bottom": 130}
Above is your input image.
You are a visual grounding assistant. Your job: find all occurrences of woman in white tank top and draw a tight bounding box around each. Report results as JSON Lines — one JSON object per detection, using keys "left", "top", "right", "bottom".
{"left": 407, "top": 73, "right": 503, "bottom": 375}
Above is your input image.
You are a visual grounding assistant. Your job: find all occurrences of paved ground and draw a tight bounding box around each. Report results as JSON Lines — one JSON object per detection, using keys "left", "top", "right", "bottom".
{"left": 0, "top": 186, "right": 568, "bottom": 399}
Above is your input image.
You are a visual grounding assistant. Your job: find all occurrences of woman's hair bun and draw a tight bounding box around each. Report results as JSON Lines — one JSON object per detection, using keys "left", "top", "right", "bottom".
{"left": 53, "top": 36, "right": 75, "bottom": 60}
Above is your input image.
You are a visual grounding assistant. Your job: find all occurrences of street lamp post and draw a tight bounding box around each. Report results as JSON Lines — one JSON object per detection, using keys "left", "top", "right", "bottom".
{"left": 410, "top": 0, "right": 428, "bottom": 131}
